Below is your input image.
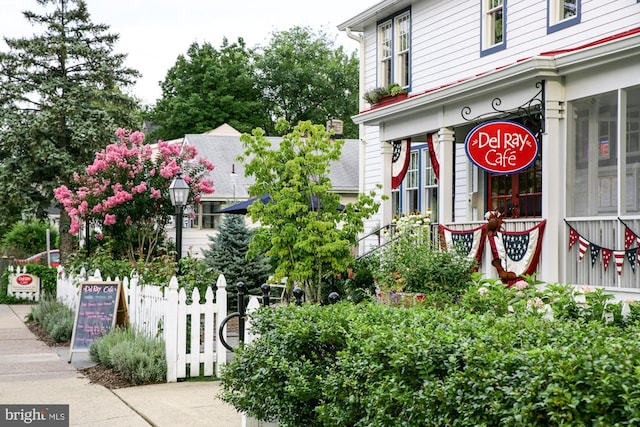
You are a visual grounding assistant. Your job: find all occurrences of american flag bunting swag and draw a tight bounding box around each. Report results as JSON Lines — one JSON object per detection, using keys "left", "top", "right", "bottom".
{"left": 439, "top": 224, "right": 486, "bottom": 268}
{"left": 489, "top": 220, "right": 546, "bottom": 276}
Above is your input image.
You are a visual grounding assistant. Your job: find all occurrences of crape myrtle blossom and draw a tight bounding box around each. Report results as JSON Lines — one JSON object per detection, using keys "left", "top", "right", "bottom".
{"left": 54, "top": 128, "right": 215, "bottom": 262}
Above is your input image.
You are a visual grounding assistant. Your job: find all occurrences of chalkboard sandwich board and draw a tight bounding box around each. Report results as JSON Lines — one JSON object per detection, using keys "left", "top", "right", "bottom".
{"left": 68, "top": 281, "right": 128, "bottom": 362}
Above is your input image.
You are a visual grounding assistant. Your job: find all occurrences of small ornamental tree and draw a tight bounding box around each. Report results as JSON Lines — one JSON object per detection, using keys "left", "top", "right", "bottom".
{"left": 203, "top": 214, "right": 271, "bottom": 292}
{"left": 238, "top": 119, "right": 380, "bottom": 303}
{"left": 54, "top": 129, "right": 214, "bottom": 263}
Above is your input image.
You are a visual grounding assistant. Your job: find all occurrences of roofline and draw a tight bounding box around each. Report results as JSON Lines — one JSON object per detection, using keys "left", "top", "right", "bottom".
{"left": 337, "top": 0, "right": 407, "bottom": 32}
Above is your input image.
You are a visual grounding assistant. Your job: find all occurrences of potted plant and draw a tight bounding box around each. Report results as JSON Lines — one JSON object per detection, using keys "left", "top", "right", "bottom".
{"left": 363, "top": 83, "right": 408, "bottom": 107}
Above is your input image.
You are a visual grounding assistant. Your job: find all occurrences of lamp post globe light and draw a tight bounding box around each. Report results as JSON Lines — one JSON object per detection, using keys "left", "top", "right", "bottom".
{"left": 169, "top": 172, "right": 190, "bottom": 265}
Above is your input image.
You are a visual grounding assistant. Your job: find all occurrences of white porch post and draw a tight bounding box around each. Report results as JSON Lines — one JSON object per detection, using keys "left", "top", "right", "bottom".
{"left": 438, "top": 128, "right": 455, "bottom": 223}
{"left": 380, "top": 139, "right": 394, "bottom": 228}
{"left": 540, "top": 78, "right": 565, "bottom": 283}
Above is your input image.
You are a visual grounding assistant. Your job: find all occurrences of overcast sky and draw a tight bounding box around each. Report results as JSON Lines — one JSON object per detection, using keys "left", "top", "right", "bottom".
{"left": 0, "top": 0, "right": 374, "bottom": 105}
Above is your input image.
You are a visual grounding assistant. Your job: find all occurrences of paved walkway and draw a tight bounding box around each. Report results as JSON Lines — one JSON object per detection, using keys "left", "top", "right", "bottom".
{"left": 0, "top": 304, "right": 242, "bottom": 426}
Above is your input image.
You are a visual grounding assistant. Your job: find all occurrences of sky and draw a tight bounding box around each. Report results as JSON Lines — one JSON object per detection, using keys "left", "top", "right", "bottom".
{"left": 0, "top": 0, "right": 375, "bottom": 105}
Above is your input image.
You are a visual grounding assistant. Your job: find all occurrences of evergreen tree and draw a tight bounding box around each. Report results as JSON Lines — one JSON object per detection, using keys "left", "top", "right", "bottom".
{"left": 203, "top": 214, "right": 271, "bottom": 292}
{"left": 0, "top": 0, "right": 141, "bottom": 258}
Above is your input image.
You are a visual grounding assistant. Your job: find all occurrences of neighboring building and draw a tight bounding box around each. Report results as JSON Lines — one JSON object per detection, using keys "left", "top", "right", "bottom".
{"left": 171, "top": 124, "right": 361, "bottom": 258}
{"left": 339, "top": 1, "right": 640, "bottom": 289}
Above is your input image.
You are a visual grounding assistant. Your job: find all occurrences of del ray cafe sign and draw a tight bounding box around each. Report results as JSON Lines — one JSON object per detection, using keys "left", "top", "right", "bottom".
{"left": 464, "top": 120, "right": 539, "bottom": 174}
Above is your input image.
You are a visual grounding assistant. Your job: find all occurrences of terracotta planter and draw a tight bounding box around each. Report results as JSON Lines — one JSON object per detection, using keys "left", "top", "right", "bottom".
{"left": 377, "top": 291, "right": 426, "bottom": 307}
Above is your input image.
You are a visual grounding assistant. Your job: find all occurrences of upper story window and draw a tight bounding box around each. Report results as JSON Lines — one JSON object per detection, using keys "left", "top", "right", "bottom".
{"left": 377, "top": 9, "right": 411, "bottom": 89}
{"left": 481, "top": 0, "right": 506, "bottom": 56}
{"left": 548, "top": 0, "right": 581, "bottom": 33}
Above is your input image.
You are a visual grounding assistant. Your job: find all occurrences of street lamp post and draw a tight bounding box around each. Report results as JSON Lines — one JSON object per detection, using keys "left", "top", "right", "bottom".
{"left": 169, "top": 172, "right": 190, "bottom": 266}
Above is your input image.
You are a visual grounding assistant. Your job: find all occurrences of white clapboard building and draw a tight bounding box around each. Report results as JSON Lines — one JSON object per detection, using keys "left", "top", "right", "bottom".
{"left": 339, "top": 0, "right": 640, "bottom": 289}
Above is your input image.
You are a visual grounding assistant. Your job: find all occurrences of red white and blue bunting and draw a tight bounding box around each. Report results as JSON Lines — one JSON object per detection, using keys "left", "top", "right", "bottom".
{"left": 565, "top": 218, "right": 640, "bottom": 276}
{"left": 488, "top": 220, "right": 547, "bottom": 277}
{"left": 438, "top": 224, "right": 486, "bottom": 268}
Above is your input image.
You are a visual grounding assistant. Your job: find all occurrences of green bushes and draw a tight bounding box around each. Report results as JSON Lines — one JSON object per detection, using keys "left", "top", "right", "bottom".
{"left": 220, "top": 287, "right": 640, "bottom": 426}
{"left": 372, "top": 233, "right": 476, "bottom": 305}
{"left": 90, "top": 327, "right": 166, "bottom": 385}
{"left": 28, "top": 297, "right": 74, "bottom": 343}
{"left": 2, "top": 220, "right": 58, "bottom": 258}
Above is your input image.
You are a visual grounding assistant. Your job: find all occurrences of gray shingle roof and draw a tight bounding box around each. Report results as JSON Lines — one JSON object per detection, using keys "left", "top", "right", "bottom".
{"left": 183, "top": 134, "right": 359, "bottom": 200}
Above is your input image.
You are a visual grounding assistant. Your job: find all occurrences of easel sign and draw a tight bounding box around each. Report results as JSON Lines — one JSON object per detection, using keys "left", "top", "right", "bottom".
{"left": 68, "top": 281, "right": 128, "bottom": 362}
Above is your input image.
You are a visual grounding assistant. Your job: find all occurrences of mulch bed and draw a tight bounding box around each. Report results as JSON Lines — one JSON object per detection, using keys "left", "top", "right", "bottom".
{"left": 25, "top": 320, "right": 135, "bottom": 389}
{"left": 25, "top": 316, "right": 240, "bottom": 389}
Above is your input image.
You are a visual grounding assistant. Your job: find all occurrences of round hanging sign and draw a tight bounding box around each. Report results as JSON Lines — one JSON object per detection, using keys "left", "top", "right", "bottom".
{"left": 464, "top": 120, "right": 539, "bottom": 174}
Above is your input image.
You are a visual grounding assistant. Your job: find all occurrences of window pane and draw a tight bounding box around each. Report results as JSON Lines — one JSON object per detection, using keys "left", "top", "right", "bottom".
{"left": 626, "top": 86, "right": 640, "bottom": 214}
{"left": 200, "top": 201, "right": 223, "bottom": 229}
{"left": 563, "top": 0, "right": 577, "bottom": 19}
{"left": 493, "top": 10, "right": 503, "bottom": 44}
{"left": 569, "top": 92, "right": 618, "bottom": 216}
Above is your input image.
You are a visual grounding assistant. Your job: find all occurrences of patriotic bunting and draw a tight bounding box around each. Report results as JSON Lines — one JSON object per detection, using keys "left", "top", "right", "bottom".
{"left": 627, "top": 248, "right": 638, "bottom": 273}
{"left": 615, "top": 251, "right": 626, "bottom": 276}
{"left": 488, "top": 220, "right": 546, "bottom": 277}
{"left": 568, "top": 226, "right": 580, "bottom": 250}
{"left": 578, "top": 237, "right": 589, "bottom": 262}
{"left": 602, "top": 248, "right": 613, "bottom": 272}
{"left": 565, "top": 219, "right": 640, "bottom": 277}
{"left": 589, "top": 244, "right": 600, "bottom": 267}
{"left": 624, "top": 227, "right": 639, "bottom": 250}
{"left": 438, "top": 224, "right": 486, "bottom": 268}
{"left": 426, "top": 133, "right": 440, "bottom": 181}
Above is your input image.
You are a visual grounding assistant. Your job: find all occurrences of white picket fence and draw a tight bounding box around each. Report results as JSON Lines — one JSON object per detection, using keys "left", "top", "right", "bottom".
{"left": 56, "top": 267, "right": 228, "bottom": 382}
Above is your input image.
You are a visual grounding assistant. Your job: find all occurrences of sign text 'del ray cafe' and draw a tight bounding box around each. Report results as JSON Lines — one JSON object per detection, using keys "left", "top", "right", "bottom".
{"left": 465, "top": 120, "right": 539, "bottom": 174}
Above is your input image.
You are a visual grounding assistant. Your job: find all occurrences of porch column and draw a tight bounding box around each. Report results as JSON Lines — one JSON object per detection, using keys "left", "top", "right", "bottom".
{"left": 380, "top": 139, "right": 394, "bottom": 229}
{"left": 438, "top": 127, "right": 455, "bottom": 223}
{"left": 540, "top": 78, "right": 565, "bottom": 283}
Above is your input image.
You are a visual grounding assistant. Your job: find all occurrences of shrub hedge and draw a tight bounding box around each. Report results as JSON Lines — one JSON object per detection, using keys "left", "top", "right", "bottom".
{"left": 90, "top": 327, "right": 166, "bottom": 385}
{"left": 220, "top": 297, "right": 640, "bottom": 426}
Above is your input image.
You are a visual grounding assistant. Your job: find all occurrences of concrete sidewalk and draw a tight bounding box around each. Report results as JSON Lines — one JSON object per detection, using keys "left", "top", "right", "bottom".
{"left": 0, "top": 304, "right": 242, "bottom": 426}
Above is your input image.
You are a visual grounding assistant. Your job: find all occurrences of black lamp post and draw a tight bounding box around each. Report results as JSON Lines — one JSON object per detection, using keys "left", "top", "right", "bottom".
{"left": 169, "top": 172, "right": 190, "bottom": 266}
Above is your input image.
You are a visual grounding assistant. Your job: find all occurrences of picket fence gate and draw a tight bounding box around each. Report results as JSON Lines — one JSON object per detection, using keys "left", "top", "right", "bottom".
{"left": 56, "top": 268, "right": 228, "bottom": 382}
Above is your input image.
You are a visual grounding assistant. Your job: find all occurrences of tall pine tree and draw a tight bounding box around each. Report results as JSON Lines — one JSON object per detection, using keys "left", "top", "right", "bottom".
{"left": 0, "top": 0, "right": 140, "bottom": 256}
{"left": 203, "top": 214, "right": 271, "bottom": 292}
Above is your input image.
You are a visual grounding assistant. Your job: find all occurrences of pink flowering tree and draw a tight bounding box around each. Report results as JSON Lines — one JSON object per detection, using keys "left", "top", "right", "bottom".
{"left": 55, "top": 128, "right": 214, "bottom": 263}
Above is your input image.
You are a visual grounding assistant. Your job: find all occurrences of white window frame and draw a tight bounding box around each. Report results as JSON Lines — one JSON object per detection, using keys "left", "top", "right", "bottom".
{"left": 378, "top": 20, "right": 393, "bottom": 88}
{"left": 547, "top": 0, "right": 580, "bottom": 33}
{"left": 377, "top": 9, "right": 411, "bottom": 89}
{"left": 405, "top": 151, "right": 420, "bottom": 213}
{"left": 481, "top": 0, "right": 506, "bottom": 56}
{"left": 423, "top": 149, "right": 438, "bottom": 221}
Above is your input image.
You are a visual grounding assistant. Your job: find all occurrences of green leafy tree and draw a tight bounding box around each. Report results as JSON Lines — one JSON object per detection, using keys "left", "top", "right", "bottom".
{"left": 238, "top": 119, "right": 380, "bottom": 303}
{"left": 255, "top": 26, "right": 360, "bottom": 138}
{"left": 1, "top": 221, "right": 59, "bottom": 258}
{"left": 202, "top": 214, "right": 271, "bottom": 292}
{"left": 148, "top": 39, "right": 269, "bottom": 141}
{"left": 0, "top": 0, "right": 141, "bottom": 259}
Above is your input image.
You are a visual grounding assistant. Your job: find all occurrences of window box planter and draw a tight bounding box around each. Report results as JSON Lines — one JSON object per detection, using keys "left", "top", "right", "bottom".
{"left": 370, "top": 91, "right": 408, "bottom": 108}
{"left": 363, "top": 83, "right": 409, "bottom": 108}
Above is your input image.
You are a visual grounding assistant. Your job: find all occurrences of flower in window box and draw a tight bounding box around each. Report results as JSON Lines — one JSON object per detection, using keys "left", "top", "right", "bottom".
{"left": 363, "top": 83, "right": 408, "bottom": 106}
